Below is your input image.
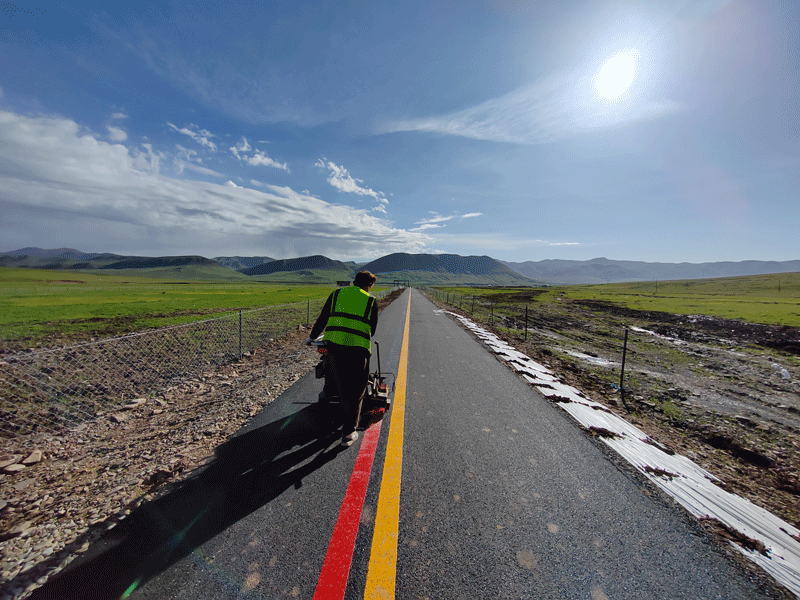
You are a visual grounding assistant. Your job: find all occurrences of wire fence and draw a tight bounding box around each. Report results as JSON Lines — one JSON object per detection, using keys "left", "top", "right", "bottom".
{"left": 421, "top": 287, "right": 536, "bottom": 337}
{"left": 0, "top": 289, "right": 396, "bottom": 439}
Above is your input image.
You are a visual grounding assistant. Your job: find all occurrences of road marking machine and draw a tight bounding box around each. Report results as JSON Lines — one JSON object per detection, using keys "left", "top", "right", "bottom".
{"left": 312, "top": 339, "right": 393, "bottom": 413}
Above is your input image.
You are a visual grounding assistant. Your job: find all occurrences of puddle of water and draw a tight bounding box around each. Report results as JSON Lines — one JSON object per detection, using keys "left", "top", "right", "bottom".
{"left": 442, "top": 311, "right": 800, "bottom": 597}
{"left": 629, "top": 326, "right": 688, "bottom": 346}
{"left": 562, "top": 349, "right": 618, "bottom": 368}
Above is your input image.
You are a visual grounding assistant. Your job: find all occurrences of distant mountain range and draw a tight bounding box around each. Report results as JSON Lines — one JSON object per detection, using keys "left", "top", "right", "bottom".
{"left": 360, "top": 253, "right": 532, "bottom": 285}
{"left": 1, "top": 248, "right": 798, "bottom": 285}
{"left": 0, "top": 247, "right": 122, "bottom": 260}
{"left": 213, "top": 256, "right": 275, "bottom": 270}
{"left": 500, "top": 257, "right": 800, "bottom": 284}
{"left": 239, "top": 255, "right": 348, "bottom": 276}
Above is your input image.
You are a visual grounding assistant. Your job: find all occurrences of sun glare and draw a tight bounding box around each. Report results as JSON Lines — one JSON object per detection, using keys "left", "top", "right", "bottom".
{"left": 594, "top": 49, "right": 639, "bottom": 101}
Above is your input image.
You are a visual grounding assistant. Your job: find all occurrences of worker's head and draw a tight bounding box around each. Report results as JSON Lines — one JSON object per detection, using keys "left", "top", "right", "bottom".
{"left": 354, "top": 270, "right": 377, "bottom": 290}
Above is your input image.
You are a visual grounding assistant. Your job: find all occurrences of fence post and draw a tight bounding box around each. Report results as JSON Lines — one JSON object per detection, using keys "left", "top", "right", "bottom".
{"left": 525, "top": 306, "right": 528, "bottom": 341}
{"left": 307, "top": 299, "right": 310, "bottom": 326}
{"left": 620, "top": 327, "right": 629, "bottom": 409}
{"left": 490, "top": 301, "right": 494, "bottom": 325}
{"left": 472, "top": 296, "right": 475, "bottom": 314}
{"left": 239, "top": 310, "right": 243, "bottom": 359}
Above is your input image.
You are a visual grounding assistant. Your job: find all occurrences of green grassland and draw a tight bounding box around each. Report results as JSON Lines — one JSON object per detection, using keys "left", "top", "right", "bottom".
{"left": 0, "top": 267, "right": 344, "bottom": 348}
{"left": 248, "top": 266, "right": 359, "bottom": 284}
{"left": 87, "top": 264, "right": 252, "bottom": 281}
{"left": 437, "top": 271, "right": 800, "bottom": 327}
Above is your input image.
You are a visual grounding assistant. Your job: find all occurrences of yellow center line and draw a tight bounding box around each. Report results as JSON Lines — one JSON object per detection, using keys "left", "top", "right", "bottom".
{"left": 364, "top": 291, "right": 411, "bottom": 599}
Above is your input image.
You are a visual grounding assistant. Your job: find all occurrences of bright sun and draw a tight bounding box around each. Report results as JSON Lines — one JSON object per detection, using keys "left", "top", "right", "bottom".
{"left": 594, "top": 49, "right": 639, "bottom": 101}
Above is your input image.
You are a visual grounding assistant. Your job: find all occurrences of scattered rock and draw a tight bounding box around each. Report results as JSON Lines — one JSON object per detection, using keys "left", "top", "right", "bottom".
{"left": 1, "top": 521, "right": 32, "bottom": 542}
{"left": 14, "top": 478, "right": 35, "bottom": 491}
{"left": 700, "top": 517, "right": 770, "bottom": 557}
{"left": 586, "top": 426, "right": 622, "bottom": 439}
{"left": 22, "top": 451, "right": 42, "bottom": 465}
{"left": 0, "top": 455, "right": 23, "bottom": 470}
{"left": 123, "top": 399, "right": 147, "bottom": 411}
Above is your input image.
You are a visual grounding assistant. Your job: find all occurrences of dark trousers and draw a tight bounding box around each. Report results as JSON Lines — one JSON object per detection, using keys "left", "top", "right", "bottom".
{"left": 327, "top": 345, "right": 370, "bottom": 435}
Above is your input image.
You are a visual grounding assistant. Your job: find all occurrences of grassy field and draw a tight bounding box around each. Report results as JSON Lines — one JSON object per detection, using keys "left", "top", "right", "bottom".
{"left": 437, "top": 271, "right": 800, "bottom": 327}
{"left": 0, "top": 267, "right": 349, "bottom": 348}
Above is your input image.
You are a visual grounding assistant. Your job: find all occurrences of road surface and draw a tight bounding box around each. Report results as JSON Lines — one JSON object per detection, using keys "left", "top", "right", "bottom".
{"left": 32, "top": 288, "right": 775, "bottom": 599}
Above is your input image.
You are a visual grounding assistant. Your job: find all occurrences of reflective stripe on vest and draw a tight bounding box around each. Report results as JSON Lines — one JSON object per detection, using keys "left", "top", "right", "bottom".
{"left": 323, "top": 286, "right": 375, "bottom": 353}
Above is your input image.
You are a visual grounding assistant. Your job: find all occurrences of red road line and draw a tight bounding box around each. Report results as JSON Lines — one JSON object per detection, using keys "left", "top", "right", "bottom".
{"left": 312, "top": 419, "right": 384, "bottom": 600}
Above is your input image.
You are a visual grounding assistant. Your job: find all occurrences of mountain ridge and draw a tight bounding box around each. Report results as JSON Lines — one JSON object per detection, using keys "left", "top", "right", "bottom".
{"left": 2, "top": 248, "right": 798, "bottom": 284}
{"left": 239, "top": 255, "right": 348, "bottom": 276}
{"left": 500, "top": 257, "right": 800, "bottom": 284}
{"left": 213, "top": 256, "right": 275, "bottom": 270}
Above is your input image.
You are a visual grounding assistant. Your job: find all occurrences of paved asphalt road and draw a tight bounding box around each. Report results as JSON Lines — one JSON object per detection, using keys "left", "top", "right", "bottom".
{"left": 33, "top": 288, "right": 776, "bottom": 599}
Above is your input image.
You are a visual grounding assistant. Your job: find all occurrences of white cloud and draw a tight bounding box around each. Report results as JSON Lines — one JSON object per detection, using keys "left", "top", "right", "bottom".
{"left": 413, "top": 212, "right": 483, "bottom": 228}
{"left": 173, "top": 144, "right": 222, "bottom": 177}
{"left": 0, "top": 109, "right": 429, "bottom": 259}
{"left": 381, "top": 64, "right": 681, "bottom": 145}
{"left": 230, "top": 137, "right": 289, "bottom": 172}
{"left": 167, "top": 122, "right": 218, "bottom": 151}
{"left": 247, "top": 149, "right": 289, "bottom": 171}
{"left": 229, "top": 137, "right": 251, "bottom": 159}
{"left": 315, "top": 159, "right": 389, "bottom": 213}
{"left": 183, "top": 163, "right": 222, "bottom": 177}
{"left": 130, "top": 143, "right": 167, "bottom": 174}
{"left": 175, "top": 144, "right": 198, "bottom": 161}
{"left": 107, "top": 126, "right": 128, "bottom": 142}
{"left": 111, "top": 112, "right": 128, "bottom": 120}
{"left": 416, "top": 214, "right": 455, "bottom": 225}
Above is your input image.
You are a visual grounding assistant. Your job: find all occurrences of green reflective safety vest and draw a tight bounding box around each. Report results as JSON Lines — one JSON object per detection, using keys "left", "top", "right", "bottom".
{"left": 323, "top": 286, "right": 376, "bottom": 353}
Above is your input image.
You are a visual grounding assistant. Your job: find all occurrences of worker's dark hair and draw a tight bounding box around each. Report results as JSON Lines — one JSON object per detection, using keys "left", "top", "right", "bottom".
{"left": 354, "top": 271, "right": 377, "bottom": 289}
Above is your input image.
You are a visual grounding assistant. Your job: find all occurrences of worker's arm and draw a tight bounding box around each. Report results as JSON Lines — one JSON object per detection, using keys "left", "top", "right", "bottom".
{"left": 369, "top": 297, "right": 378, "bottom": 336}
{"left": 309, "top": 293, "right": 334, "bottom": 340}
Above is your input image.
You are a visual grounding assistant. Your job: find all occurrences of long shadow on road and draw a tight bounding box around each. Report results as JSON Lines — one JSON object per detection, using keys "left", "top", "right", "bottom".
{"left": 30, "top": 402, "right": 347, "bottom": 600}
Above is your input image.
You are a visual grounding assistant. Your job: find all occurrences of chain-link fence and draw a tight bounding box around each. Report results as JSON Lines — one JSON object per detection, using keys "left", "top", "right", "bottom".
{"left": 0, "top": 289, "right": 396, "bottom": 439}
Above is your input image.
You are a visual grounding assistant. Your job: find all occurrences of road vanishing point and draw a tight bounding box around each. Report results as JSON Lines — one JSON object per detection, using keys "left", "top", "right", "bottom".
{"left": 32, "top": 289, "right": 779, "bottom": 599}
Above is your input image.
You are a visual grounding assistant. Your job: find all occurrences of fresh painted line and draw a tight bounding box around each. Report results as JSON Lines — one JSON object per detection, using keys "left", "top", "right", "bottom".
{"left": 313, "top": 419, "right": 384, "bottom": 600}
{"left": 364, "top": 291, "right": 411, "bottom": 599}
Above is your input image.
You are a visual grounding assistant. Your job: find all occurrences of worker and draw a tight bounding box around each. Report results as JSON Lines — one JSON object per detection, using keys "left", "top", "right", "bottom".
{"left": 305, "top": 271, "right": 378, "bottom": 446}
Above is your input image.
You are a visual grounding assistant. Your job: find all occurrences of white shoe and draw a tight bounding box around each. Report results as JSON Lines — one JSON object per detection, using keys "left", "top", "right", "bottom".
{"left": 341, "top": 431, "right": 359, "bottom": 446}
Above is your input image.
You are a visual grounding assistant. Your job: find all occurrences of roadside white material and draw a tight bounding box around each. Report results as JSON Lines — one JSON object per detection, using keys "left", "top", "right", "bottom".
{"left": 444, "top": 310, "right": 800, "bottom": 598}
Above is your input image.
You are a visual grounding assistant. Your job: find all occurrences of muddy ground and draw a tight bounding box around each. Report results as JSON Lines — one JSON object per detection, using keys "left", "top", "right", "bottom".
{"left": 433, "top": 291, "right": 800, "bottom": 536}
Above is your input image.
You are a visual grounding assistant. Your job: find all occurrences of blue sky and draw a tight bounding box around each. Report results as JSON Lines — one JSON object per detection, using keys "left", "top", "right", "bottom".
{"left": 1, "top": 0, "right": 798, "bottom": 263}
